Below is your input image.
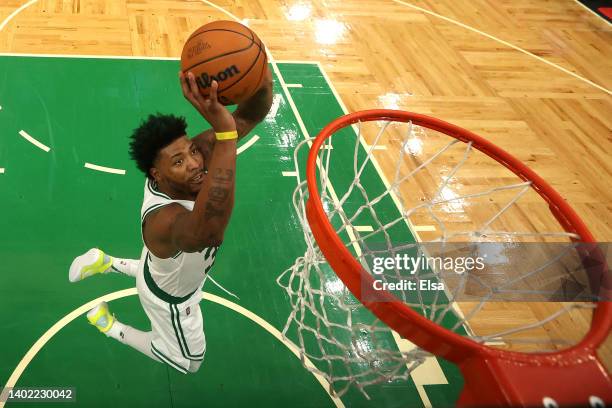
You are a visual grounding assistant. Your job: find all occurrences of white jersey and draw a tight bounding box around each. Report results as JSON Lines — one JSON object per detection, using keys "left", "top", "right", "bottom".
{"left": 139, "top": 178, "right": 218, "bottom": 303}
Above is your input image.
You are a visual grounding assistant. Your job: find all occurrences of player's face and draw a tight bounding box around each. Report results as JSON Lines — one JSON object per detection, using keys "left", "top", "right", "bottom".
{"left": 156, "top": 136, "right": 205, "bottom": 195}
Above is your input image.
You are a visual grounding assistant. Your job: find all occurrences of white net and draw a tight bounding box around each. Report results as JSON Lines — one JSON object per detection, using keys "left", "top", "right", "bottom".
{"left": 277, "top": 116, "right": 605, "bottom": 398}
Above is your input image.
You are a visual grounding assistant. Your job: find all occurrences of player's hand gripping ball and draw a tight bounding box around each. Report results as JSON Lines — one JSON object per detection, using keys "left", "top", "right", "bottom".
{"left": 180, "top": 20, "right": 268, "bottom": 106}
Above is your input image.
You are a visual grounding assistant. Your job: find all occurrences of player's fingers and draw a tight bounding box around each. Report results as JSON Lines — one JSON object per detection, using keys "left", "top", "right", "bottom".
{"left": 180, "top": 72, "right": 203, "bottom": 109}
{"left": 178, "top": 71, "right": 192, "bottom": 98}
{"left": 187, "top": 72, "right": 210, "bottom": 106}
{"left": 208, "top": 80, "right": 219, "bottom": 103}
{"left": 187, "top": 72, "right": 200, "bottom": 95}
{"left": 185, "top": 74, "right": 207, "bottom": 108}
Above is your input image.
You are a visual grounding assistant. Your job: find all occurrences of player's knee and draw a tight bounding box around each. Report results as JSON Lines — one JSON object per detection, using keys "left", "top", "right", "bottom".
{"left": 187, "top": 359, "right": 203, "bottom": 373}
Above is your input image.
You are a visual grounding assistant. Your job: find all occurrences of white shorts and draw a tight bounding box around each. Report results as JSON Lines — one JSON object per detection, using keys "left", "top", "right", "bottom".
{"left": 136, "top": 254, "right": 206, "bottom": 373}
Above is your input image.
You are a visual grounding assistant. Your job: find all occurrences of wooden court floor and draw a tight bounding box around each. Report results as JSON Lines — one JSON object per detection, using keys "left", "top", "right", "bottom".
{"left": 0, "top": 0, "right": 610, "bottom": 406}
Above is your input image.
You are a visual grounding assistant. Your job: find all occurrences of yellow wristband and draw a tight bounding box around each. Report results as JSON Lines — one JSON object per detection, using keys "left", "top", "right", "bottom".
{"left": 215, "top": 130, "right": 238, "bottom": 141}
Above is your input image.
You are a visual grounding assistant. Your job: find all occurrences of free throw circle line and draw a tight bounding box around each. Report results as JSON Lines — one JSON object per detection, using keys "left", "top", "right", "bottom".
{"left": 0, "top": 288, "right": 344, "bottom": 408}
{"left": 237, "top": 134, "right": 259, "bottom": 155}
{"left": 0, "top": 0, "right": 38, "bottom": 32}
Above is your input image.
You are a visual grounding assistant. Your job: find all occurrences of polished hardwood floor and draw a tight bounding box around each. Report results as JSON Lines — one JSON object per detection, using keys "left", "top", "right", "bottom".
{"left": 1, "top": 0, "right": 610, "bottom": 374}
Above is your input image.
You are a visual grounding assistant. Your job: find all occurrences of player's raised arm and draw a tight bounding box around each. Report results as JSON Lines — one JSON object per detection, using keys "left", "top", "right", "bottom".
{"left": 166, "top": 72, "right": 238, "bottom": 252}
{"left": 232, "top": 66, "right": 273, "bottom": 137}
{"left": 192, "top": 66, "right": 273, "bottom": 165}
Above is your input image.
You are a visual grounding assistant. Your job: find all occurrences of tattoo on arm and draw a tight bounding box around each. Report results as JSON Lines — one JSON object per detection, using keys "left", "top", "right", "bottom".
{"left": 212, "top": 168, "right": 234, "bottom": 184}
{"left": 209, "top": 186, "right": 229, "bottom": 204}
{"left": 204, "top": 171, "right": 233, "bottom": 220}
{"left": 204, "top": 202, "right": 225, "bottom": 220}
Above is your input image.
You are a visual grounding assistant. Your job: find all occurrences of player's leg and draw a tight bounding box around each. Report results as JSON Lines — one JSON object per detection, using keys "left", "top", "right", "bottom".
{"left": 69, "top": 248, "right": 138, "bottom": 282}
{"left": 109, "top": 256, "right": 139, "bottom": 277}
{"left": 82, "top": 296, "right": 204, "bottom": 375}
{"left": 170, "top": 303, "right": 206, "bottom": 372}
{"left": 141, "top": 300, "right": 206, "bottom": 374}
{"left": 87, "top": 302, "right": 160, "bottom": 362}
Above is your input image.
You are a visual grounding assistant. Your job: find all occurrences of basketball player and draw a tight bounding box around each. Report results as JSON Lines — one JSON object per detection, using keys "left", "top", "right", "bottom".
{"left": 68, "top": 68, "right": 273, "bottom": 373}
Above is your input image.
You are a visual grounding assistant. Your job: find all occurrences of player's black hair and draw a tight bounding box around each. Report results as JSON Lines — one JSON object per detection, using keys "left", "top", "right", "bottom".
{"left": 129, "top": 113, "right": 188, "bottom": 178}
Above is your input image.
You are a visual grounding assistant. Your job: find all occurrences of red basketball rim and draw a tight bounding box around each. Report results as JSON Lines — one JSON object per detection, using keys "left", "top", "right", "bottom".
{"left": 304, "top": 109, "right": 611, "bottom": 405}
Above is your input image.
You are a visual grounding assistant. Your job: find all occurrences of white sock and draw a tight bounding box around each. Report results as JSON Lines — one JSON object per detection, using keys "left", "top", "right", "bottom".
{"left": 106, "top": 319, "right": 160, "bottom": 362}
{"left": 109, "top": 257, "right": 139, "bottom": 278}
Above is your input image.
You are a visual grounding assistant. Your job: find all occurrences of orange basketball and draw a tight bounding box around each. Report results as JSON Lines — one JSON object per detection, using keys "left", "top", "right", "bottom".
{"left": 180, "top": 20, "right": 268, "bottom": 105}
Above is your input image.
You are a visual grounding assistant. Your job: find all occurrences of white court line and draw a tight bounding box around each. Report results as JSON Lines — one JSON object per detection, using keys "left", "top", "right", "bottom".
{"left": 237, "top": 134, "right": 259, "bottom": 155}
{"left": 194, "top": 4, "right": 345, "bottom": 406}
{"left": 0, "top": 1, "right": 407, "bottom": 404}
{"left": 286, "top": 84, "right": 303, "bottom": 88}
{"left": 0, "top": 0, "right": 599, "bottom": 403}
{"left": 200, "top": 1, "right": 248, "bottom": 22}
{"left": 197, "top": 0, "right": 273, "bottom": 64}
{"left": 18, "top": 130, "right": 50, "bottom": 152}
{"left": 316, "top": 61, "right": 453, "bottom": 400}
{"left": 393, "top": 0, "right": 611, "bottom": 95}
{"left": 266, "top": 95, "right": 282, "bottom": 121}
{"left": 84, "top": 163, "right": 126, "bottom": 175}
{"left": 315, "top": 62, "right": 423, "bottom": 239}
{"left": 268, "top": 58, "right": 366, "bottom": 263}
{"left": 255, "top": 22, "right": 443, "bottom": 406}
{"left": 0, "top": 0, "right": 38, "bottom": 32}
{"left": 0, "top": 289, "right": 341, "bottom": 408}
{"left": 317, "top": 53, "right": 480, "bottom": 346}
{"left": 354, "top": 226, "right": 374, "bottom": 232}
{"left": 414, "top": 225, "right": 437, "bottom": 232}
{"left": 0, "top": 2, "right": 311, "bottom": 406}
{"left": 362, "top": 143, "right": 387, "bottom": 151}
{"left": 282, "top": 171, "right": 298, "bottom": 177}
{"left": 0, "top": 0, "right": 338, "bottom": 402}
{"left": 392, "top": 331, "right": 447, "bottom": 408}
{"left": 484, "top": 340, "right": 506, "bottom": 346}
{"left": 572, "top": 0, "right": 612, "bottom": 25}
{"left": 273, "top": 48, "right": 430, "bottom": 407}
{"left": 0, "top": 168, "right": 5, "bottom": 174}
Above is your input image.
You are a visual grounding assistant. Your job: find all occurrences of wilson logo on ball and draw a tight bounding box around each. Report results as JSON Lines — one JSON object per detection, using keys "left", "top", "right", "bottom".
{"left": 196, "top": 65, "right": 241, "bottom": 89}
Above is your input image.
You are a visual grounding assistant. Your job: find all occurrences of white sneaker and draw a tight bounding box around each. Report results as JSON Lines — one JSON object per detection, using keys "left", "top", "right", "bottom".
{"left": 86, "top": 302, "right": 115, "bottom": 333}
{"left": 69, "top": 248, "right": 113, "bottom": 283}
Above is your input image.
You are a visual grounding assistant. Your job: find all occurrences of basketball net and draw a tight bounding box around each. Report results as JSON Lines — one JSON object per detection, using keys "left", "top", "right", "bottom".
{"left": 277, "top": 110, "right": 611, "bottom": 406}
